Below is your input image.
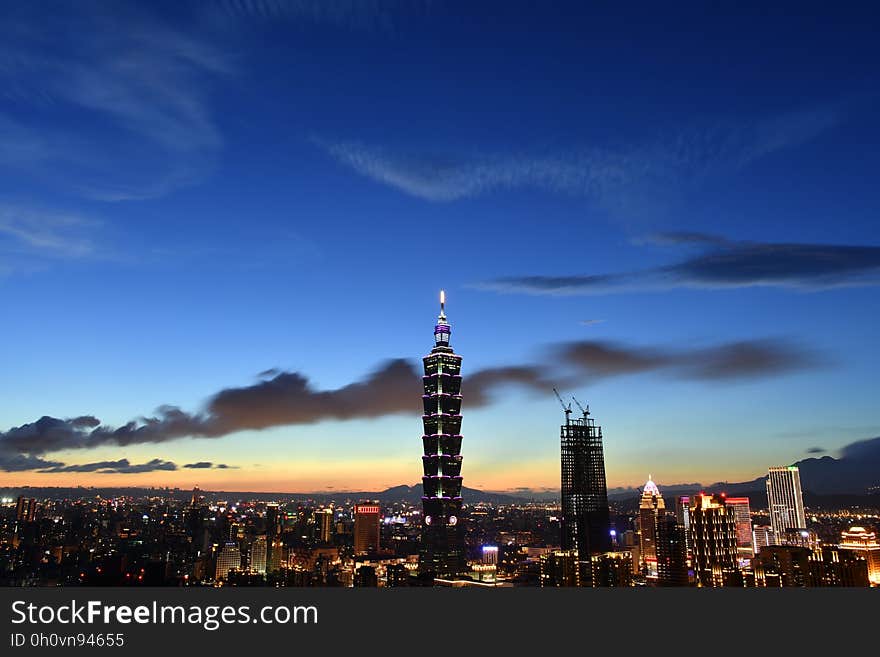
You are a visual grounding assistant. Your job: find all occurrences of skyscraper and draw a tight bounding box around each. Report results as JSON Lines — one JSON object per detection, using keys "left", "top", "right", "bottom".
{"left": 318, "top": 508, "right": 334, "bottom": 544}
{"left": 419, "top": 291, "right": 466, "bottom": 579}
{"left": 354, "top": 504, "right": 380, "bottom": 554}
{"left": 674, "top": 495, "right": 692, "bottom": 557}
{"left": 215, "top": 542, "right": 242, "bottom": 581}
{"left": 265, "top": 503, "right": 281, "bottom": 573}
{"left": 655, "top": 512, "right": 689, "bottom": 586}
{"left": 250, "top": 535, "right": 267, "bottom": 574}
{"left": 560, "top": 403, "right": 611, "bottom": 563}
{"left": 689, "top": 494, "right": 740, "bottom": 587}
{"left": 766, "top": 466, "right": 807, "bottom": 539}
{"left": 638, "top": 475, "right": 664, "bottom": 578}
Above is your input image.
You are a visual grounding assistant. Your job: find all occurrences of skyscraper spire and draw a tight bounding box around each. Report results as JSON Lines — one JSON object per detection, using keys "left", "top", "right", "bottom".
{"left": 433, "top": 289, "right": 451, "bottom": 350}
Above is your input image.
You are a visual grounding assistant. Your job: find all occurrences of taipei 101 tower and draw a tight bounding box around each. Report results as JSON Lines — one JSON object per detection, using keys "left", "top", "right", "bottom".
{"left": 419, "top": 290, "right": 467, "bottom": 579}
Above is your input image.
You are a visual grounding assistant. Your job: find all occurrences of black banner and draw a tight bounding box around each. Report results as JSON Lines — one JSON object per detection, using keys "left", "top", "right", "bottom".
{"left": 1, "top": 588, "right": 876, "bottom": 654}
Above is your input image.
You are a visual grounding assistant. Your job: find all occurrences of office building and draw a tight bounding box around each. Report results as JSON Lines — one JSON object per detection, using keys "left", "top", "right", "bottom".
{"left": 318, "top": 508, "right": 334, "bottom": 544}
{"left": 689, "top": 494, "right": 739, "bottom": 587}
{"left": 354, "top": 504, "right": 381, "bottom": 554}
{"left": 250, "top": 535, "right": 267, "bottom": 574}
{"left": 590, "top": 551, "right": 633, "bottom": 587}
{"left": 215, "top": 542, "right": 242, "bottom": 581}
{"left": 265, "top": 503, "right": 281, "bottom": 573}
{"left": 481, "top": 545, "right": 499, "bottom": 565}
{"left": 655, "top": 512, "right": 689, "bottom": 586}
{"left": 808, "top": 547, "right": 870, "bottom": 587}
{"left": 752, "top": 525, "right": 776, "bottom": 553}
{"left": 766, "top": 466, "right": 807, "bottom": 539}
{"left": 674, "top": 495, "right": 692, "bottom": 556}
{"left": 753, "top": 545, "right": 812, "bottom": 587}
{"left": 540, "top": 550, "right": 582, "bottom": 587}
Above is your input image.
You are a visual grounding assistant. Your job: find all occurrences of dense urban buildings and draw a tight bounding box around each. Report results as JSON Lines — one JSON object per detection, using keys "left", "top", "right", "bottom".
{"left": 0, "top": 296, "right": 877, "bottom": 589}
{"left": 1, "top": 484, "right": 877, "bottom": 588}
{"left": 767, "top": 466, "right": 807, "bottom": 538}
{"left": 418, "top": 291, "right": 467, "bottom": 579}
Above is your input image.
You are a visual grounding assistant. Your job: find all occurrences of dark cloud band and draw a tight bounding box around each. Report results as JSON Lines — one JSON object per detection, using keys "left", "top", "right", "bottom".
{"left": 0, "top": 337, "right": 822, "bottom": 472}
{"left": 476, "top": 235, "right": 880, "bottom": 294}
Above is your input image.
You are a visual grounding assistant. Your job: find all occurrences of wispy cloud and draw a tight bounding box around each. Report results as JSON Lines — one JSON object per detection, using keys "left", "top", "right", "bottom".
{"left": 0, "top": 204, "right": 98, "bottom": 259}
{"left": 317, "top": 103, "right": 845, "bottom": 207}
{"left": 474, "top": 233, "right": 880, "bottom": 295}
{"left": 0, "top": 337, "right": 821, "bottom": 471}
{"left": 202, "top": 0, "right": 418, "bottom": 31}
{"left": 0, "top": 6, "right": 232, "bottom": 202}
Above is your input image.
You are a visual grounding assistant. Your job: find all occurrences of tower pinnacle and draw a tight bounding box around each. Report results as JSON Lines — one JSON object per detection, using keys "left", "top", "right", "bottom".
{"left": 433, "top": 289, "right": 451, "bottom": 350}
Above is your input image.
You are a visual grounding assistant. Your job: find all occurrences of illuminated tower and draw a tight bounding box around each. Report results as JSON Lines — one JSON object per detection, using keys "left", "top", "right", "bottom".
{"left": 419, "top": 290, "right": 466, "bottom": 579}
{"left": 638, "top": 475, "right": 664, "bottom": 579}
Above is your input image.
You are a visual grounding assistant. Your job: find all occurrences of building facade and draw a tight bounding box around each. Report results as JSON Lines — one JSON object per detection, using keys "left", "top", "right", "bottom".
{"left": 839, "top": 527, "right": 880, "bottom": 585}
{"left": 655, "top": 512, "right": 689, "bottom": 586}
{"left": 724, "top": 497, "right": 754, "bottom": 557}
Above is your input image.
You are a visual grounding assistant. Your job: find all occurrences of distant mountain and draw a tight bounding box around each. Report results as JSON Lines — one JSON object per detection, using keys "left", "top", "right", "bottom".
{"left": 701, "top": 436, "right": 880, "bottom": 496}
{"left": 606, "top": 436, "right": 880, "bottom": 507}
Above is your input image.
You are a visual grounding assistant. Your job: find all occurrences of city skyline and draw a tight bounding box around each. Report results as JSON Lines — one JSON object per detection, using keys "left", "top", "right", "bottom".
{"left": 1, "top": 3, "right": 879, "bottom": 494}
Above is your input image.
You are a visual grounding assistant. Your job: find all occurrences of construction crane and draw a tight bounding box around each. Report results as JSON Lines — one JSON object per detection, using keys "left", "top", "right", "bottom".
{"left": 553, "top": 387, "right": 572, "bottom": 424}
{"left": 571, "top": 395, "right": 590, "bottom": 420}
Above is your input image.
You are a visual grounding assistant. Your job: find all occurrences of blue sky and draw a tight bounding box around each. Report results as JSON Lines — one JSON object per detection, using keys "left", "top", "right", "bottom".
{"left": 0, "top": 1, "right": 878, "bottom": 492}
